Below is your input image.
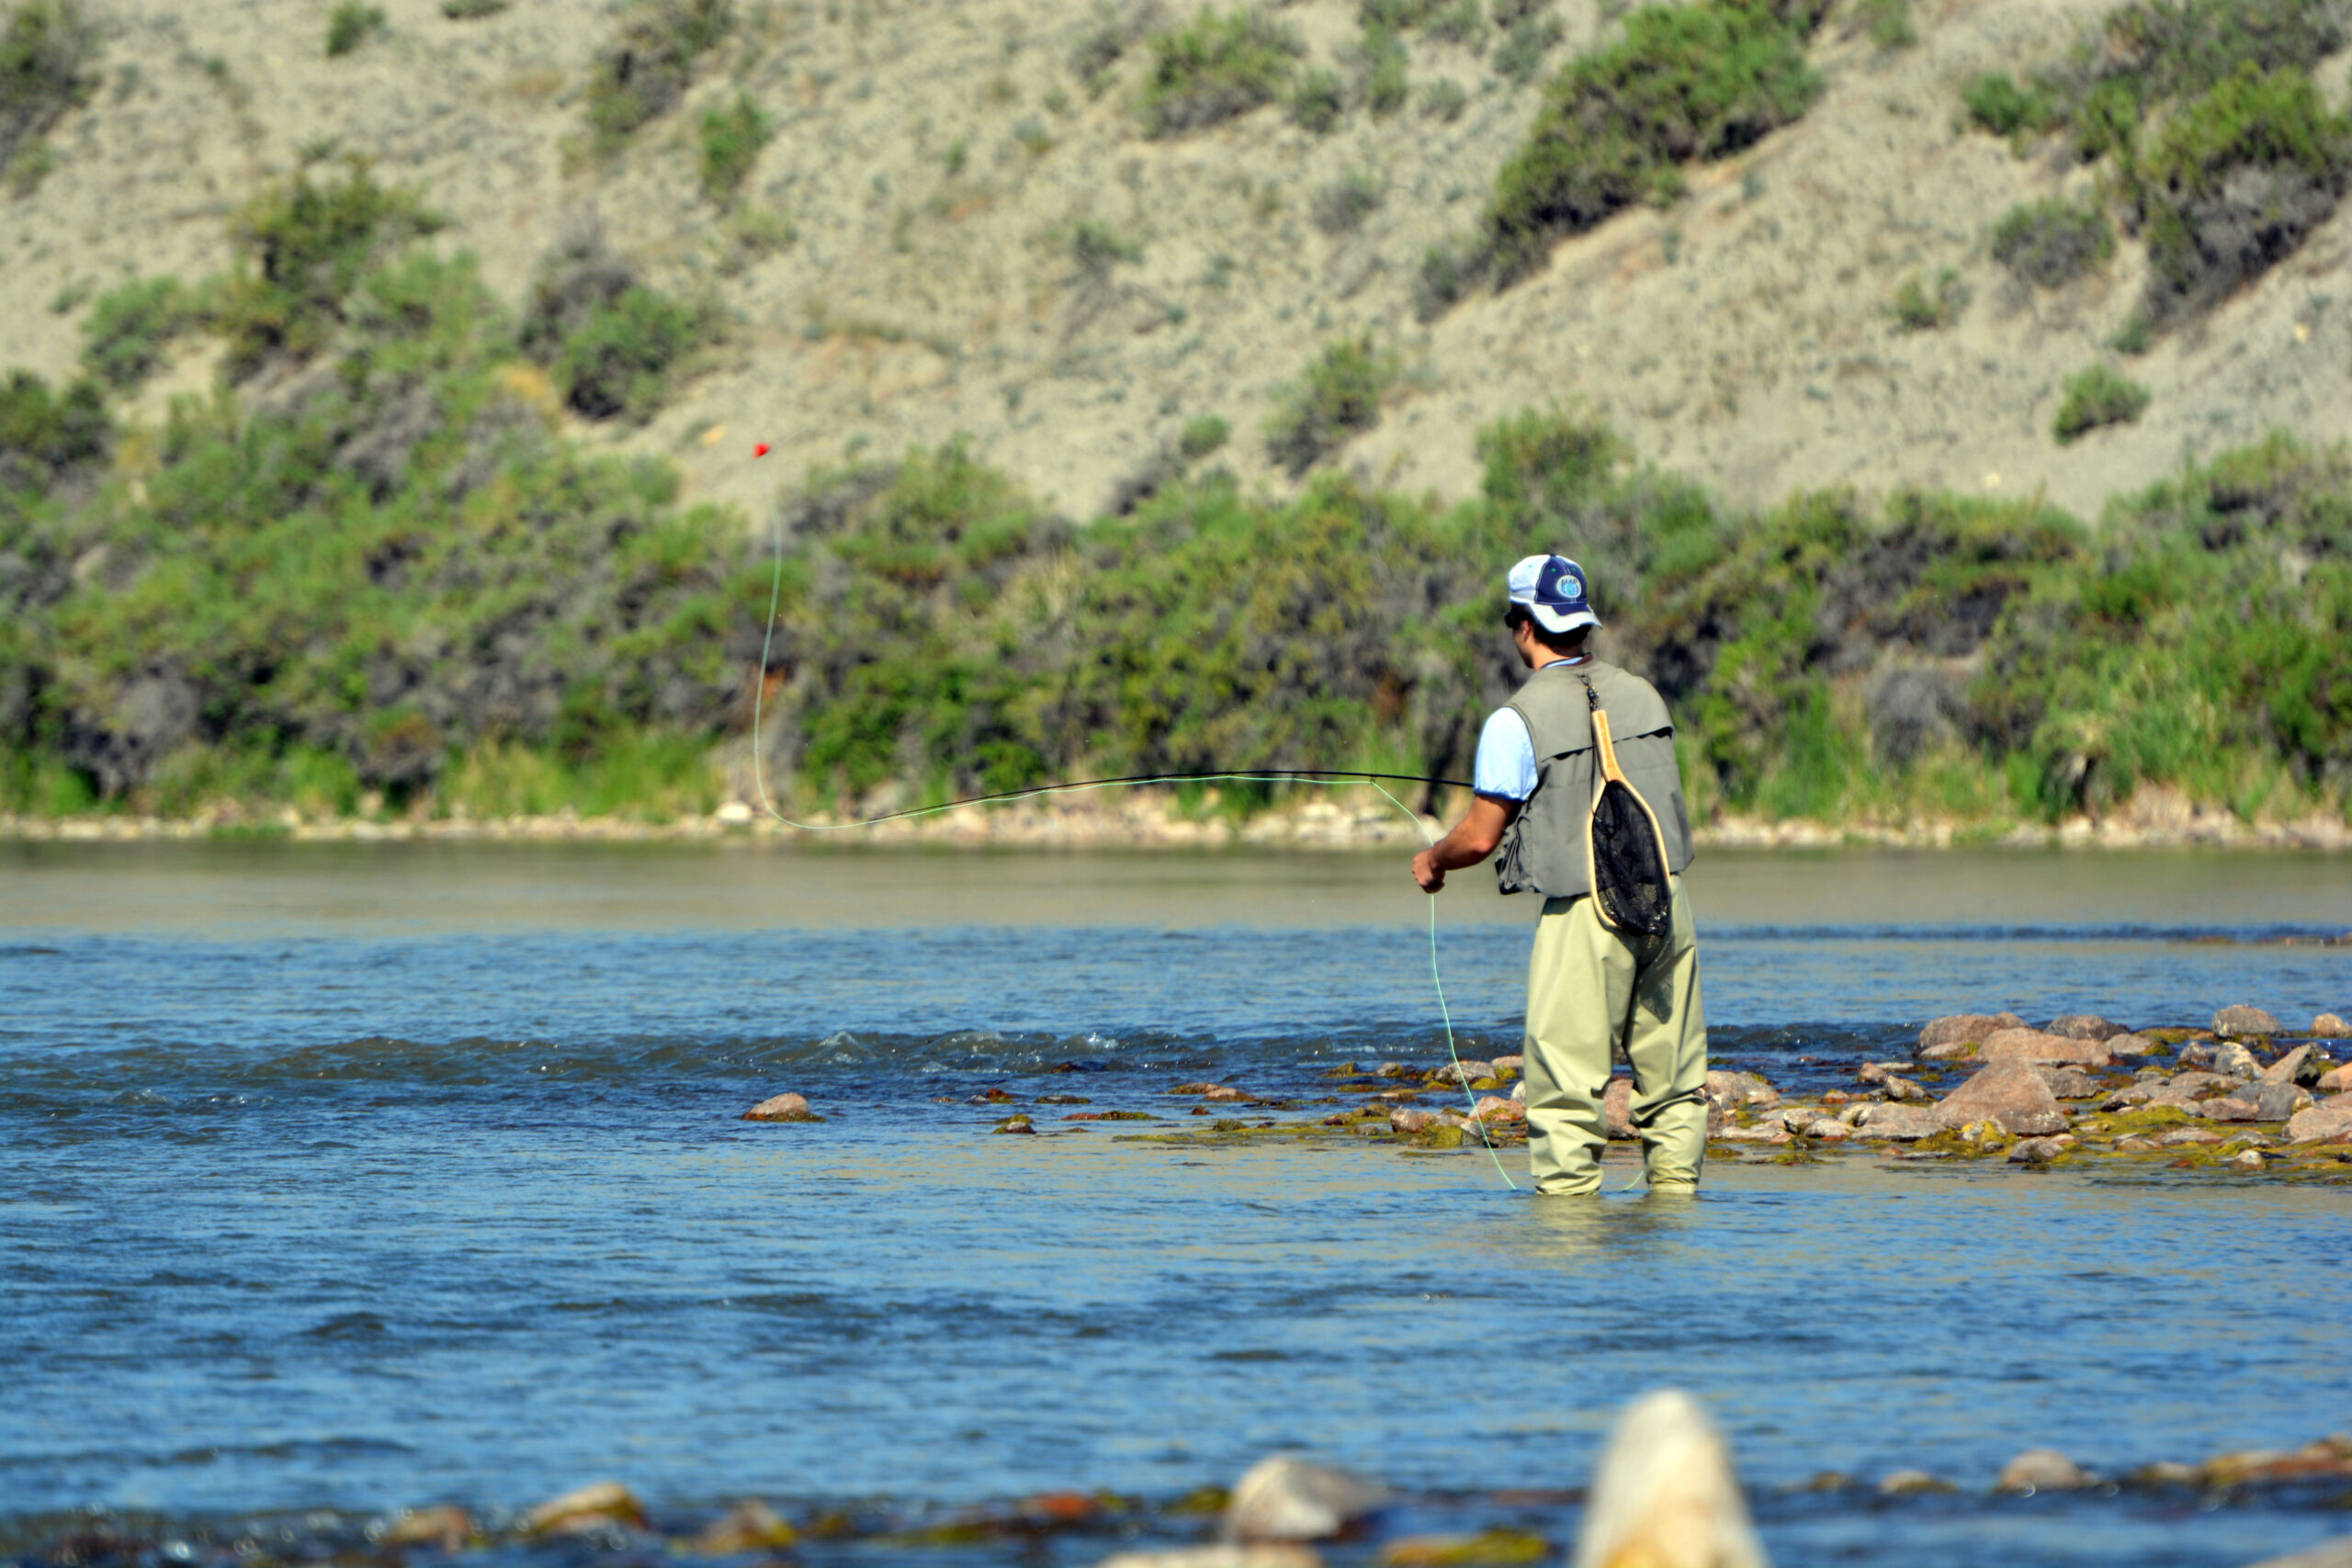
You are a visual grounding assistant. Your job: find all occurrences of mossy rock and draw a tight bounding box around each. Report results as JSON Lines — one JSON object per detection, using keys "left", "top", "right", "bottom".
{"left": 1382, "top": 1531, "right": 1552, "bottom": 1568}
{"left": 2100, "top": 1104, "right": 2199, "bottom": 1134}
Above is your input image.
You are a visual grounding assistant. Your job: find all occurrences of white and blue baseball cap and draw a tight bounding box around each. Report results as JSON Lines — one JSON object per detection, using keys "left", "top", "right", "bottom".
{"left": 1507, "top": 554, "right": 1600, "bottom": 636}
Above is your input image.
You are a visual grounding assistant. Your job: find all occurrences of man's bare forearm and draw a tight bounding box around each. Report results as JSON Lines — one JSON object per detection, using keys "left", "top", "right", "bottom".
{"left": 1412, "top": 795, "right": 1517, "bottom": 892}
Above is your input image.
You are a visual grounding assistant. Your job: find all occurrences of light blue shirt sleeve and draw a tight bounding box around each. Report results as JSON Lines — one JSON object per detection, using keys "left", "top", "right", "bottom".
{"left": 1472, "top": 708, "right": 1538, "bottom": 801}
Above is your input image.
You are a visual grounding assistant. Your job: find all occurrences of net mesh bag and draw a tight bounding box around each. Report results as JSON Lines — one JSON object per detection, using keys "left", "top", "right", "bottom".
{"left": 1588, "top": 774, "right": 1671, "bottom": 937}
{"left": 1582, "top": 679, "right": 1673, "bottom": 938}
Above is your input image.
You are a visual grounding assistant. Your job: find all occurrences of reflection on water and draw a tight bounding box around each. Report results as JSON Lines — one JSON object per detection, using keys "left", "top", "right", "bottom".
{"left": 6, "top": 839, "right": 2350, "bottom": 933}
{"left": 2, "top": 842, "right": 2348, "bottom": 1567}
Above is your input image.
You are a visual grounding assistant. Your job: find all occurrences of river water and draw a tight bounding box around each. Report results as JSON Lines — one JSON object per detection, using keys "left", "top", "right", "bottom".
{"left": 3, "top": 840, "right": 2348, "bottom": 1567}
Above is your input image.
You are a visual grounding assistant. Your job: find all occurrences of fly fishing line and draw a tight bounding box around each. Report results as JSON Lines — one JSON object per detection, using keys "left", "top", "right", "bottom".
{"left": 744, "top": 506, "right": 1519, "bottom": 1191}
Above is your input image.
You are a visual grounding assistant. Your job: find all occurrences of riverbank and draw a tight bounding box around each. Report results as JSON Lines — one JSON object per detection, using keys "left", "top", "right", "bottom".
{"left": 6, "top": 1429, "right": 2349, "bottom": 1568}
{"left": 6, "top": 782, "right": 2349, "bottom": 850}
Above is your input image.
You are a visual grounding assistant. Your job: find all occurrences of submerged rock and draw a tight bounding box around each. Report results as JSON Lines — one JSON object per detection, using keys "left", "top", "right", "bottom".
{"left": 526, "top": 1482, "right": 647, "bottom": 1536}
{"left": 1934, "top": 1061, "right": 2068, "bottom": 1136}
{"left": 1377, "top": 1530, "right": 1549, "bottom": 1568}
{"left": 383, "top": 1506, "right": 471, "bottom": 1551}
{"left": 1875, "top": 1470, "right": 1952, "bottom": 1495}
{"left": 1104, "top": 1550, "right": 1322, "bottom": 1568}
{"left": 1227, "top": 1456, "right": 1386, "bottom": 1542}
{"left": 1572, "top": 1389, "right": 1766, "bottom": 1568}
{"left": 2230, "top": 1148, "right": 2267, "bottom": 1170}
{"left": 1996, "top": 1450, "right": 2094, "bottom": 1493}
{"left": 2007, "top": 1135, "right": 2075, "bottom": 1164}
{"left": 2236, "top": 1536, "right": 2352, "bottom": 1568}
{"left": 2213, "top": 1005, "right": 2283, "bottom": 1038}
{"left": 693, "top": 1500, "right": 797, "bottom": 1554}
{"left": 1604, "top": 1078, "right": 1636, "bottom": 1140}
{"left": 1917, "top": 1013, "right": 2025, "bottom": 1055}
{"left": 993, "top": 1114, "right": 1037, "bottom": 1134}
{"left": 742, "top": 1092, "right": 817, "bottom": 1122}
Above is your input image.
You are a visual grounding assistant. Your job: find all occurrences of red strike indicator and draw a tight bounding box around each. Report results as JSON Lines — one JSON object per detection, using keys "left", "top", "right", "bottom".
{"left": 753, "top": 442, "right": 771, "bottom": 457}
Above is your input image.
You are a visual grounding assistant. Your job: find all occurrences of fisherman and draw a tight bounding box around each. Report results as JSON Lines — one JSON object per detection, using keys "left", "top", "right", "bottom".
{"left": 1410, "top": 554, "right": 1708, "bottom": 1195}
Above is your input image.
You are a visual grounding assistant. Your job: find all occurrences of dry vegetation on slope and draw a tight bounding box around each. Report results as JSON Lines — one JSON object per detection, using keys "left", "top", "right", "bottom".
{"left": 1, "top": 0, "right": 2346, "bottom": 526}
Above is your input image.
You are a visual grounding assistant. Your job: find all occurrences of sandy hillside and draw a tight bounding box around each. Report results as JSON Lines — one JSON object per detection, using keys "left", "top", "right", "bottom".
{"left": 3, "top": 0, "right": 2347, "bottom": 527}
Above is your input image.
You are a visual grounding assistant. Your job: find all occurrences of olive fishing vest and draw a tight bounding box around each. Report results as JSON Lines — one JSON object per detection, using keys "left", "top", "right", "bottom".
{"left": 1493, "top": 659, "right": 1695, "bottom": 898}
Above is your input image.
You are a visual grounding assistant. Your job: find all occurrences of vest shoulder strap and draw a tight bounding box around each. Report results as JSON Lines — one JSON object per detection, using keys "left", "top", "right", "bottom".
{"left": 1506, "top": 660, "right": 1672, "bottom": 762}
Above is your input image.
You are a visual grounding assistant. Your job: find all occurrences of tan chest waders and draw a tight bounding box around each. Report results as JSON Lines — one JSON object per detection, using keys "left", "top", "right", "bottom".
{"left": 1580, "top": 675, "right": 1674, "bottom": 937}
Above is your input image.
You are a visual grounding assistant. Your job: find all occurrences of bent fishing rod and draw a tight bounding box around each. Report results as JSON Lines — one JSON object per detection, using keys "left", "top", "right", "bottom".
{"left": 740, "top": 467, "right": 1520, "bottom": 1190}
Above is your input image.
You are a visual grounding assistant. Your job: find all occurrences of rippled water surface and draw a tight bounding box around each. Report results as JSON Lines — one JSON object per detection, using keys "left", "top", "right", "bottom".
{"left": 4, "top": 841, "right": 2348, "bottom": 1566}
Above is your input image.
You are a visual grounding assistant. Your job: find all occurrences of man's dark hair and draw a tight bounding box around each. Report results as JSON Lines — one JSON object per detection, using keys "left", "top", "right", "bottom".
{"left": 1505, "top": 605, "right": 1591, "bottom": 656}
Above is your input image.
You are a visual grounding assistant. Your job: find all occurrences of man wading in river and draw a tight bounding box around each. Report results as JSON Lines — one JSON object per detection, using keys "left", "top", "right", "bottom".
{"left": 1411, "top": 555, "right": 1708, "bottom": 1195}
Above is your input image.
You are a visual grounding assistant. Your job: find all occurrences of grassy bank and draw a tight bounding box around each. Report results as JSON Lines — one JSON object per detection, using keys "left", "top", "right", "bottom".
{"left": 1, "top": 165, "right": 2347, "bottom": 837}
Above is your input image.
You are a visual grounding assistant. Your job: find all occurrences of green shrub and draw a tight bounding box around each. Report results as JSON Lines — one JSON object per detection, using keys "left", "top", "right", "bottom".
{"left": 1990, "top": 197, "right": 2114, "bottom": 288}
{"left": 1961, "top": 71, "right": 2050, "bottom": 137}
{"left": 2052, "top": 364, "right": 2150, "bottom": 443}
{"left": 1312, "top": 167, "right": 1383, "bottom": 233}
{"left": 520, "top": 220, "right": 715, "bottom": 420}
{"left": 325, "top": 3, "right": 387, "bottom": 56}
{"left": 1361, "top": 0, "right": 1448, "bottom": 26}
{"left": 1888, "top": 267, "right": 1966, "bottom": 330}
{"left": 1491, "top": 12, "right": 1563, "bottom": 84}
{"left": 0, "top": 368, "right": 107, "bottom": 498}
{"left": 1421, "top": 76, "right": 1467, "bottom": 120}
{"left": 0, "top": 0, "right": 96, "bottom": 173}
{"left": 213, "top": 158, "right": 444, "bottom": 377}
{"left": 1069, "top": 217, "right": 1143, "bottom": 277}
{"left": 586, "top": 0, "right": 734, "bottom": 145}
{"left": 1425, "top": 0, "right": 1485, "bottom": 40}
{"left": 697, "top": 90, "right": 772, "bottom": 203}
{"left": 1179, "top": 413, "right": 1230, "bottom": 459}
{"left": 1482, "top": 0, "right": 1823, "bottom": 286}
{"left": 1413, "top": 235, "right": 1489, "bottom": 321}
{"left": 1857, "top": 0, "right": 1913, "bottom": 48}
{"left": 2045, "top": 0, "right": 2346, "bottom": 162}
{"left": 441, "top": 0, "right": 510, "bottom": 15}
{"left": 1289, "top": 65, "right": 1345, "bottom": 133}
{"left": 548, "top": 287, "right": 714, "bottom": 423}
{"left": 1360, "top": 26, "right": 1408, "bottom": 116}
{"left": 2132, "top": 64, "right": 2352, "bottom": 326}
{"left": 81, "top": 276, "right": 195, "bottom": 389}
{"left": 1137, "top": 7, "right": 1303, "bottom": 137}
{"left": 1264, "top": 333, "right": 1400, "bottom": 475}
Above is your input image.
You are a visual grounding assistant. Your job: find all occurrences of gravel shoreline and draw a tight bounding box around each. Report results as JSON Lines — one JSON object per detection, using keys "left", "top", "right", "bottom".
{"left": 6, "top": 792, "right": 2350, "bottom": 850}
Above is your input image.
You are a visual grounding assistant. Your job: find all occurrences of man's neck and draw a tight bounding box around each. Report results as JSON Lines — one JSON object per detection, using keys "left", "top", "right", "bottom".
{"left": 1535, "top": 649, "right": 1593, "bottom": 671}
